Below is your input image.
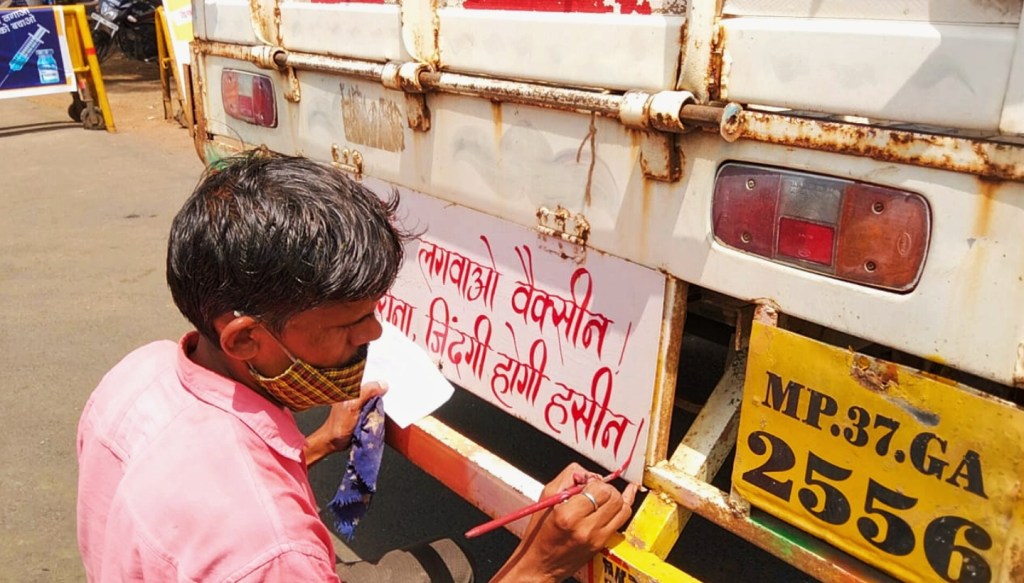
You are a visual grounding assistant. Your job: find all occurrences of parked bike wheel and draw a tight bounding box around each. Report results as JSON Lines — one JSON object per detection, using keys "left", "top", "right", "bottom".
{"left": 92, "top": 30, "right": 116, "bottom": 63}
{"left": 117, "top": 24, "right": 158, "bottom": 62}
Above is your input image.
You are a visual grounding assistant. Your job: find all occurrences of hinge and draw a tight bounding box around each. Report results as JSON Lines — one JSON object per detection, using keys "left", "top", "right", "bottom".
{"left": 381, "top": 61, "right": 431, "bottom": 132}
{"left": 536, "top": 205, "right": 590, "bottom": 246}
{"left": 331, "top": 144, "right": 363, "bottom": 178}
{"left": 283, "top": 66, "right": 300, "bottom": 103}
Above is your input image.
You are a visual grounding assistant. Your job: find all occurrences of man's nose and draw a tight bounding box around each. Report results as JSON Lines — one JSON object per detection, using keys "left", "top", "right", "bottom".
{"left": 351, "top": 314, "right": 383, "bottom": 346}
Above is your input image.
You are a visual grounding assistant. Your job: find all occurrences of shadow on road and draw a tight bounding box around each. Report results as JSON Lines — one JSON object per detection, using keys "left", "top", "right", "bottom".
{"left": 0, "top": 120, "right": 81, "bottom": 137}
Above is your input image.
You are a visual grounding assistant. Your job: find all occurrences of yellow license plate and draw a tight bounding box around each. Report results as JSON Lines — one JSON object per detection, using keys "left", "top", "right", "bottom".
{"left": 734, "top": 322, "right": 1024, "bottom": 582}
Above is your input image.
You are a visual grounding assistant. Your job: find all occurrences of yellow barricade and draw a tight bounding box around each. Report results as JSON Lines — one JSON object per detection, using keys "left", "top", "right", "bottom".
{"left": 154, "top": 6, "right": 186, "bottom": 126}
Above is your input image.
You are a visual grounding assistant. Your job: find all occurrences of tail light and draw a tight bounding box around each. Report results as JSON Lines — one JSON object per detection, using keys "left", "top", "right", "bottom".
{"left": 221, "top": 69, "right": 277, "bottom": 128}
{"left": 712, "top": 162, "right": 930, "bottom": 292}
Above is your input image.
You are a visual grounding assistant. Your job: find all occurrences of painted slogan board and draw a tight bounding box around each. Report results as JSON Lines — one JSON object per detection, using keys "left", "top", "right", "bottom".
{"left": 371, "top": 179, "right": 665, "bottom": 483}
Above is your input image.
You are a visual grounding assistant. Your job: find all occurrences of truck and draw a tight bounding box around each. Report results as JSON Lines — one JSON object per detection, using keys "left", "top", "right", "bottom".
{"left": 183, "top": 0, "right": 1024, "bottom": 580}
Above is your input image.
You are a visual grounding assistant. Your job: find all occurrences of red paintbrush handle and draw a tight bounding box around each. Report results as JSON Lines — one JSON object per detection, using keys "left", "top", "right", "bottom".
{"left": 464, "top": 483, "right": 586, "bottom": 539}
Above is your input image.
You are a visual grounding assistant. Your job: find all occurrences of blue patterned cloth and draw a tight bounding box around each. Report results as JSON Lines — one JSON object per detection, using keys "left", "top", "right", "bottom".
{"left": 328, "top": 396, "right": 386, "bottom": 540}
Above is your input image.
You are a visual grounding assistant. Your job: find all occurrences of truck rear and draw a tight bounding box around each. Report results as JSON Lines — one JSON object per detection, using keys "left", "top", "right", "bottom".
{"left": 186, "top": 0, "right": 1024, "bottom": 580}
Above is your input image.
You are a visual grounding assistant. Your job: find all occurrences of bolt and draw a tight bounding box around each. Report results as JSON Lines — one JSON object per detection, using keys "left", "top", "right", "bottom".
{"left": 746, "top": 179, "right": 756, "bottom": 190}
{"left": 872, "top": 201, "right": 885, "bottom": 214}
{"left": 865, "top": 260, "right": 877, "bottom": 272}
{"left": 740, "top": 231, "right": 752, "bottom": 243}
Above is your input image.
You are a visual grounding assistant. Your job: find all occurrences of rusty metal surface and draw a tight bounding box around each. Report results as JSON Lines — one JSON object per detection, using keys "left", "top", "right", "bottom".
{"left": 647, "top": 464, "right": 898, "bottom": 583}
{"left": 189, "top": 46, "right": 209, "bottom": 162}
{"left": 193, "top": 40, "right": 1024, "bottom": 184}
{"left": 648, "top": 278, "right": 688, "bottom": 467}
{"left": 419, "top": 70, "right": 624, "bottom": 116}
{"left": 735, "top": 110, "right": 1024, "bottom": 182}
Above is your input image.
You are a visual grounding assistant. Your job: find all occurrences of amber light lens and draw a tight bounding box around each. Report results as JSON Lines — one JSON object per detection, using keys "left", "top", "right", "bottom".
{"left": 712, "top": 162, "right": 931, "bottom": 292}
{"left": 221, "top": 69, "right": 278, "bottom": 128}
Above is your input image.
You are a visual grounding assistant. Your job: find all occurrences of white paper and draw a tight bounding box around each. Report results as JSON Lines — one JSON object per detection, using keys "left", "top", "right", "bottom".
{"left": 365, "top": 320, "right": 455, "bottom": 428}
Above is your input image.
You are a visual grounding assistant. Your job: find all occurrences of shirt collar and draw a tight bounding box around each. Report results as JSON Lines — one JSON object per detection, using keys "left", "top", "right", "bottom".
{"left": 175, "top": 332, "right": 306, "bottom": 463}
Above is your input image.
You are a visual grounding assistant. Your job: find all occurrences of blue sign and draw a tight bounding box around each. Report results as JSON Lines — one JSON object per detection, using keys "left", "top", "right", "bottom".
{"left": 0, "top": 7, "right": 75, "bottom": 98}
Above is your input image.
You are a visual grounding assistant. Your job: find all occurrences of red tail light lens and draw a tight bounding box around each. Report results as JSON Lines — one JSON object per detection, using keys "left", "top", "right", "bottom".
{"left": 777, "top": 217, "right": 835, "bottom": 266}
{"left": 221, "top": 70, "right": 277, "bottom": 128}
{"left": 712, "top": 163, "right": 930, "bottom": 292}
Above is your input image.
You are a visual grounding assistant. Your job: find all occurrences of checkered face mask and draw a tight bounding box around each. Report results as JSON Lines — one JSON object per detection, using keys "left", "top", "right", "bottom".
{"left": 248, "top": 329, "right": 367, "bottom": 412}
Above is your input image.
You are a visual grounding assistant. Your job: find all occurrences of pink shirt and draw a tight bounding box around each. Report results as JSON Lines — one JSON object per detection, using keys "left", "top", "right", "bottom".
{"left": 77, "top": 333, "right": 341, "bottom": 582}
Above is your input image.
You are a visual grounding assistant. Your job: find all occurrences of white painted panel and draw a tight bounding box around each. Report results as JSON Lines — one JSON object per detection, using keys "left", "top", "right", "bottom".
{"left": 999, "top": 14, "right": 1024, "bottom": 133}
{"left": 439, "top": 10, "right": 685, "bottom": 91}
{"left": 192, "top": 0, "right": 208, "bottom": 40}
{"left": 369, "top": 181, "right": 663, "bottom": 482}
{"left": 202, "top": 0, "right": 260, "bottom": 44}
{"left": 723, "top": 0, "right": 1022, "bottom": 23}
{"left": 279, "top": 3, "right": 407, "bottom": 61}
{"left": 292, "top": 73, "right": 409, "bottom": 170}
{"left": 722, "top": 18, "right": 1017, "bottom": 131}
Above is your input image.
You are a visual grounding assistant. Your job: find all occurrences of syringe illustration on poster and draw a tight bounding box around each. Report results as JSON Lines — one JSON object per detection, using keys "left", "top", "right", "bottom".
{"left": 0, "top": 8, "right": 76, "bottom": 99}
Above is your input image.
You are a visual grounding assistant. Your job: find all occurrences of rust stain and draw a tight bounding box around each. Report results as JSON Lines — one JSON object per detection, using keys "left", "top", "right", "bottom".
{"left": 1010, "top": 541, "right": 1024, "bottom": 582}
{"left": 248, "top": 0, "right": 272, "bottom": 43}
{"left": 705, "top": 17, "right": 724, "bottom": 102}
{"left": 852, "top": 355, "right": 945, "bottom": 426}
{"left": 641, "top": 178, "right": 653, "bottom": 225}
{"left": 851, "top": 354, "right": 899, "bottom": 392}
{"left": 737, "top": 112, "right": 1024, "bottom": 183}
{"left": 974, "top": 176, "right": 1001, "bottom": 236}
{"left": 490, "top": 101, "right": 502, "bottom": 150}
{"left": 575, "top": 113, "right": 598, "bottom": 208}
{"left": 272, "top": 0, "right": 283, "bottom": 46}
{"left": 629, "top": 129, "right": 641, "bottom": 161}
{"left": 340, "top": 85, "right": 405, "bottom": 152}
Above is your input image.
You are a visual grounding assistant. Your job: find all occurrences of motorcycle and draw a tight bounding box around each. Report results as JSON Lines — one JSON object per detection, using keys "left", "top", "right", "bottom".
{"left": 89, "top": 0, "right": 160, "bottom": 62}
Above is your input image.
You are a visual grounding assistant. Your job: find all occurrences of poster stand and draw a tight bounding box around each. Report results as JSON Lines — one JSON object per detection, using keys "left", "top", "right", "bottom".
{"left": 0, "top": 5, "right": 115, "bottom": 131}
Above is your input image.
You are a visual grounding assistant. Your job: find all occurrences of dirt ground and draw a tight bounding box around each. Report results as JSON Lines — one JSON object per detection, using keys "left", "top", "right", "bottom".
{"left": 29, "top": 51, "right": 190, "bottom": 140}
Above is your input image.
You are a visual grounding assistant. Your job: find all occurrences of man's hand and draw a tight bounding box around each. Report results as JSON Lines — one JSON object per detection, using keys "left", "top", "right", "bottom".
{"left": 490, "top": 463, "right": 639, "bottom": 582}
{"left": 303, "top": 381, "right": 388, "bottom": 467}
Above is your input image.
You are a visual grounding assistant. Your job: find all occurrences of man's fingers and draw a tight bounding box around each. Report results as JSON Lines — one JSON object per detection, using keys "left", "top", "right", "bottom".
{"left": 621, "top": 483, "right": 639, "bottom": 506}
{"left": 356, "top": 380, "right": 388, "bottom": 404}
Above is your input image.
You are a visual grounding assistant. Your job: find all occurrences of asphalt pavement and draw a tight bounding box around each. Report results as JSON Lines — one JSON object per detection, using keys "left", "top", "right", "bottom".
{"left": 0, "top": 78, "right": 202, "bottom": 580}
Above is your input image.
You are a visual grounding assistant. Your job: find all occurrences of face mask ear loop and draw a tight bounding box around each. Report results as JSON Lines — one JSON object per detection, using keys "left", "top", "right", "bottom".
{"left": 233, "top": 310, "right": 299, "bottom": 365}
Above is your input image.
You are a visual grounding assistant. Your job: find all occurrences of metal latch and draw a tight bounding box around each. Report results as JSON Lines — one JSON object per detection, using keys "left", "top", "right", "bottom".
{"left": 381, "top": 61, "right": 431, "bottom": 132}
{"left": 536, "top": 205, "right": 590, "bottom": 247}
{"left": 331, "top": 144, "right": 363, "bottom": 178}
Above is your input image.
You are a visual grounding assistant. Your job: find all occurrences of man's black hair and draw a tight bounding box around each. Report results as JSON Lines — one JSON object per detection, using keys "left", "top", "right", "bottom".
{"left": 167, "top": 151, "right": 409, "bottom": 342}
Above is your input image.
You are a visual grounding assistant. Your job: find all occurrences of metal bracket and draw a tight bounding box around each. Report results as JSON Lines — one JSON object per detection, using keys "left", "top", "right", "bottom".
{"left": 283, "top": 66, "right": 300, "bottom": 103}
{"left": 331, "top": 144, "right": 363, "bottom": 178}
{"left": 639, "top": 133, "right": 682, "bottom": 182}
{"left": 382, "top": 61, "right": 431, "bottom": 131}
{"left": 535, "top": 205, "right": 590, "bottom": 247}
{"left": 252, "top": 46, "right": 300, "bottom": 103}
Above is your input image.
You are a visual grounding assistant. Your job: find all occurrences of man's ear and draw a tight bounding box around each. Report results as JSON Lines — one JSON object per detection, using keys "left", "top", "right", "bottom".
{"left": 215, "top": 313, "right": 262, "bottom": 361}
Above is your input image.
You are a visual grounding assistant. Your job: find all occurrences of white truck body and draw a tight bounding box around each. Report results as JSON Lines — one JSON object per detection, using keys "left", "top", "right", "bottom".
{"left": 186, "top": 0, "right": 1024, "bottom": 579}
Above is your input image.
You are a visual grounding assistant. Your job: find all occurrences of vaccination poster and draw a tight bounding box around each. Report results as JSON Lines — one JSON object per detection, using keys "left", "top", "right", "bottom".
{"left": 0, "top": 7, "right": 76, "bottom": 99}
